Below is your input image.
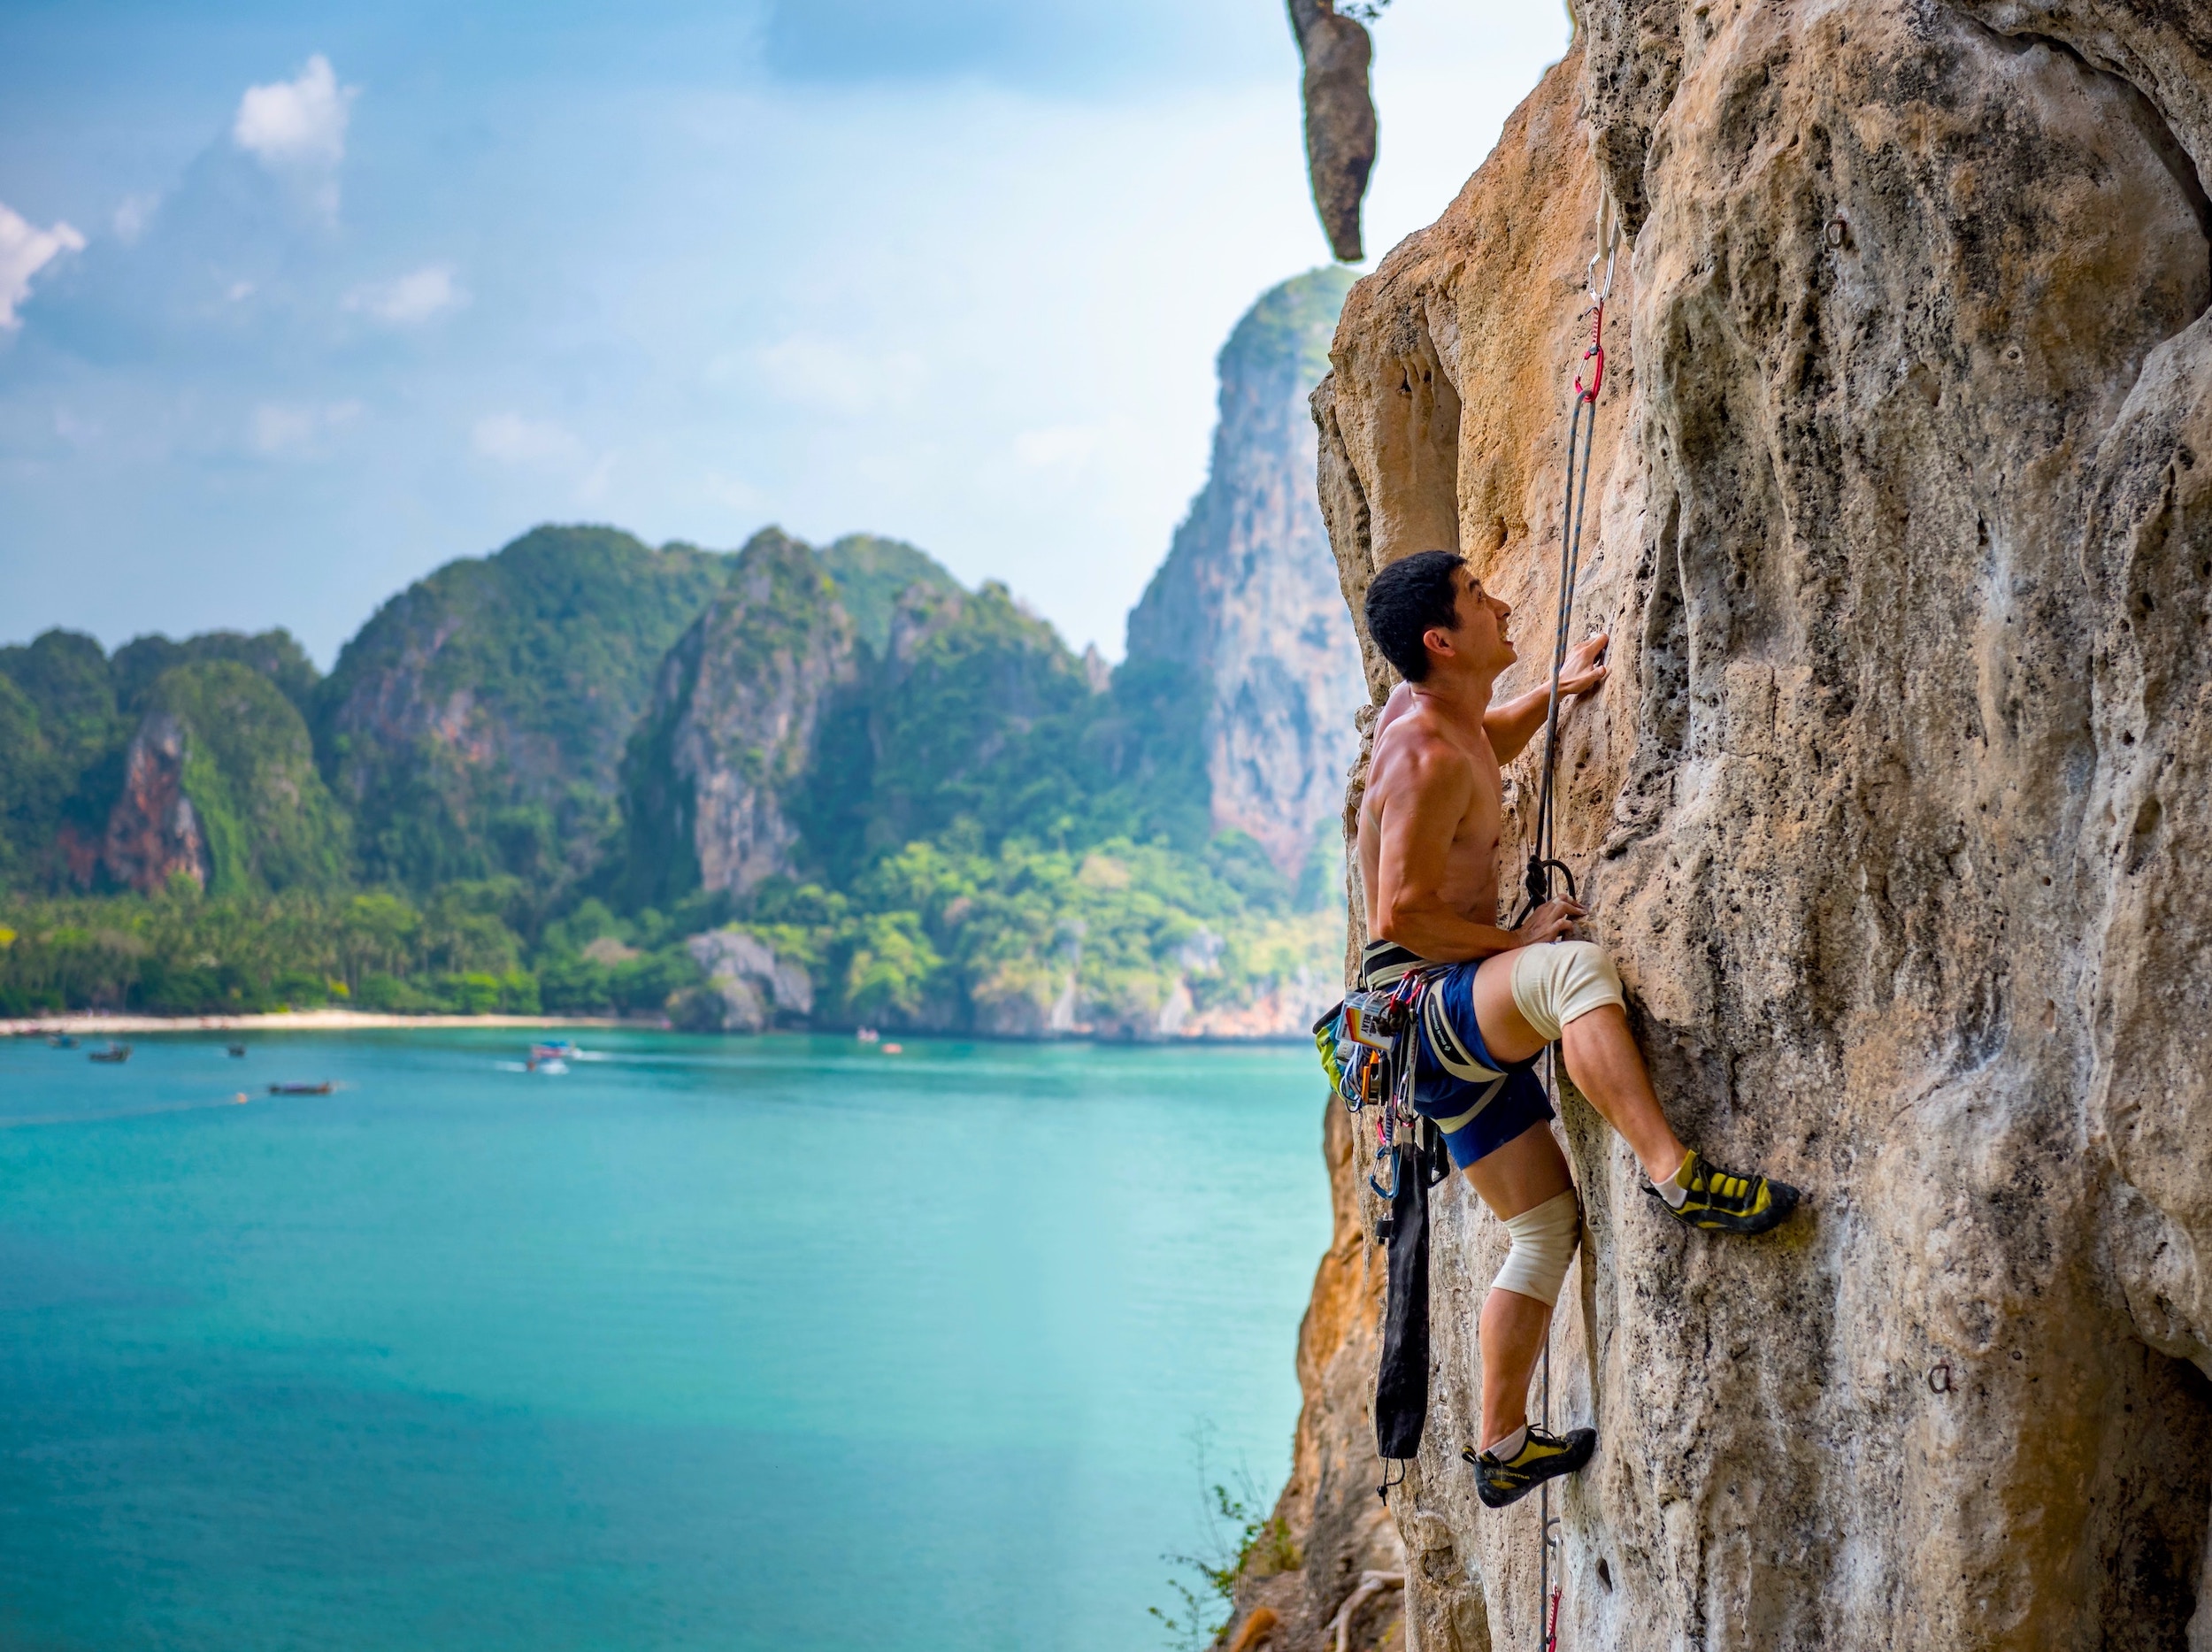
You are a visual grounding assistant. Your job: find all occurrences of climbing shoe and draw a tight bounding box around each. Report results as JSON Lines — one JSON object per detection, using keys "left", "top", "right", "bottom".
{"left": 1463, "top": 1425, "right": 1597, "bottom": 1510}
{"left": 1647, "top": 1149, "right": 1799, "bottom": 1235}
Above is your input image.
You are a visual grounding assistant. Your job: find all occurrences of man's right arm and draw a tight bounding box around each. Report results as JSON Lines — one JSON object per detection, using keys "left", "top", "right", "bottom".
{"left": 1370, "top": 745, "right": 1538, "bottom": 962}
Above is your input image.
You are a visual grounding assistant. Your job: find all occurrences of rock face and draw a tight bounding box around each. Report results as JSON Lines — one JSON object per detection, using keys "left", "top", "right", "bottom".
{"left": 1126, "top": 268, "right": 1368, "bottom": 878}
{"left": 1251, "top": 11, "right": 2212, "bottom": 1650}
{"left": 96, "top": 713, "right": 209, "bottom": 894}
{"left": 89, "top": 664, "right": 345, "bottom": 895}
{"left": 318, "top": 525, "right": 732, "bottom": 889}
{"left": 680, "top": 926, "right": 815, "bottom": 1031}
{"left": 619, "top": 528, "right": 858, "bottom": 906}
{"left": 1287, "top": 0, "right": 1378, "bottom": 263}
{"left": 0, "top": 626, "right": 317, "bottom": 894}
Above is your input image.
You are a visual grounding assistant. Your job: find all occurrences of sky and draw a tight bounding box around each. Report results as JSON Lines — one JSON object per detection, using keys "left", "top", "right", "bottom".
{"left": 0, "top": 0, "right": 1573, "bottom": 666}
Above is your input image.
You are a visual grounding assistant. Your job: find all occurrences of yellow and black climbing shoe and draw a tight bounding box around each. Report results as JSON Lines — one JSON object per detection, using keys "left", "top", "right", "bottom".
{"left": 1463, "top": 1425, "right": 1597, "bottom": 1510}
{"left": 1647, "top": 1149, "right": 1800, "bottom": 1235}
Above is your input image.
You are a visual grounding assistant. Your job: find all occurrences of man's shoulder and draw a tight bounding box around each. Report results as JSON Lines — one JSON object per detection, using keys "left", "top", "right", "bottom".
{"left": 1372, "top": 711, "right": 1481, "bottom": 788}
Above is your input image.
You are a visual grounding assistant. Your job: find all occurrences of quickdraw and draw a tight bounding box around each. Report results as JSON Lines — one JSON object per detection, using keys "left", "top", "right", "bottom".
{"left": 1311, "top": 957, "right": 1451, "bottom": 1217}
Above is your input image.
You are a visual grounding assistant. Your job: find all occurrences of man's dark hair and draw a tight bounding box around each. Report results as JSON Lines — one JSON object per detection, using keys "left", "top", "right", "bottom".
{"left": 1363, "top": 550, "right": 1467, "bottom": 682}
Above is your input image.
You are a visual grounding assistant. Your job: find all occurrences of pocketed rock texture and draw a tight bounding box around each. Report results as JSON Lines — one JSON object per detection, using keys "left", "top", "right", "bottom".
{"left": 1246, "top": 8, "right": 2212, "bottom": 1649}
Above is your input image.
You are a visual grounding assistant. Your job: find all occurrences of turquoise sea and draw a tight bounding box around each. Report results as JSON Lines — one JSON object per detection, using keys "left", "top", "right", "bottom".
{"left": 0, "top": 1031, "right": 1330, "bottom": 1651}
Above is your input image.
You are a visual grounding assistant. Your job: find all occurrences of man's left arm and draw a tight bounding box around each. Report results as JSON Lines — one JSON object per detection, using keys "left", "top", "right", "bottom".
{"left": 1486, "top": 632, "right": 1609, "bottom": 763}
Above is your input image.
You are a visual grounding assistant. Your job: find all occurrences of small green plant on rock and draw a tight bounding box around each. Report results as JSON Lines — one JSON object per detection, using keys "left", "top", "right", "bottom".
{"left": 1151, "top": 1427, "right": 1300, "bottom": 1650}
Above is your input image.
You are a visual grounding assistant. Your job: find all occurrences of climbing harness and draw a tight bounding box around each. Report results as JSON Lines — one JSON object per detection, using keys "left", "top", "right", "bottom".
{"left": 1312, "top": 957, "right": 1450, "bottom": 1498}
{"left": 1517, "top": 192, "right": 1623, "bottom": 1652}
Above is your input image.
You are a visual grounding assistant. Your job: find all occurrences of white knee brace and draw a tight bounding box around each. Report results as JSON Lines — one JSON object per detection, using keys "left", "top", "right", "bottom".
{"left": 1493, "top": 1189, "right": 1581, "bottom": 1307}
{"left": 1509, "top": 940, "right": 1625, "bottom": 1044}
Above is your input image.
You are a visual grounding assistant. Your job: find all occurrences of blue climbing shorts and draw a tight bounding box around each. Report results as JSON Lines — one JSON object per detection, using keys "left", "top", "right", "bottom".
{"left": 1360, "top": 941, "right": 1553, "bottom": 1170}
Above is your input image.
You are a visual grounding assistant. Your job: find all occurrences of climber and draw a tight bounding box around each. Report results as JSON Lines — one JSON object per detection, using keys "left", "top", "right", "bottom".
{"left": 1356, "top": 549, "right": 1800, "bottom": 1510}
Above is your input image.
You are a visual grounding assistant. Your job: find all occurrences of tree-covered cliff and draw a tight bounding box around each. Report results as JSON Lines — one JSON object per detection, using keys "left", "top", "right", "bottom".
{"left": 139, "top": 663, "right": 349, "bottom": 895}
{"left": 0, "top": 626, "right": 334, "bottom": 895}
{"left": 3, "top": 268, "right": 1364, "bottom": 1034}
{"left": 315, "top": 524, "right": 735, "bottom": 891}
{"left": 614, "top": 527, "right": 859, "bottom": 911}
{"left": 601, "top": 522, "right": 1319, "bottom": 1036}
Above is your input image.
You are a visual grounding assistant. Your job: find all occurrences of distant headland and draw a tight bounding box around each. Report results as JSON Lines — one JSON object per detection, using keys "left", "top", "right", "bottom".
{"left": 2, "top": 271, "right": 1363, "bottom": 1041}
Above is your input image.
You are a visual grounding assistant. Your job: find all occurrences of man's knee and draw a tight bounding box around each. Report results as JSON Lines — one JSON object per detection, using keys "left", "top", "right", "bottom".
{"left": 1509, "top": 940, "right": 1624, "bottom": 1044}
{"left": 1492, "top": 1188, "right": 1580, "bottom": 1307}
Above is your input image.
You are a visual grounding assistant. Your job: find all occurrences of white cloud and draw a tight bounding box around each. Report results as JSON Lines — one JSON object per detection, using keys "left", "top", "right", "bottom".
{"left": 751, "top": 334, "right": 926, "bottom": 414}
{"left": 344, "top": 265, "right": 467, "bottom": 327}
{"left": 227, "top": 280, "right": 257, "bottom": 303}
{"left": 232, "top": 55, "right": 357, "bottom": 219}
{"left": 234, "top": 54, "right": 353, "bottom": 168}
{"left": 472, "top": 412, "right": 586, "bottom": 466}
{"left": 0, "top": 202, "right": 88, "bottom": 330}
{"left": 250, "top": 398, "right": 362, "bottom": 456}
{"left": 111, "top": 192, "right": 159, "bottom": 245}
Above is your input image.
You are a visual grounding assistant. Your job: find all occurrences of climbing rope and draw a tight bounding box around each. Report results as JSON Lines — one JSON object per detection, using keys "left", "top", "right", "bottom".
{"left": 1525, "top": 192, "right": 1621, "bottom": 1652}
{"left": 1523, "top": 190, "right": 1620, "bottom": 924}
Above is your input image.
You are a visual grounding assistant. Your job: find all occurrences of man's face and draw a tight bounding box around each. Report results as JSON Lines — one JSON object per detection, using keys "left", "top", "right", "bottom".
{"left": 1428, "top": 568, "right": 1516, "bottom": 676}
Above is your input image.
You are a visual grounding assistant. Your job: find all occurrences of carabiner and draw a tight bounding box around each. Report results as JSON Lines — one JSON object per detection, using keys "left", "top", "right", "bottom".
{"left": 1368, "top": 1142, "right": 1402, "bottom": 1203}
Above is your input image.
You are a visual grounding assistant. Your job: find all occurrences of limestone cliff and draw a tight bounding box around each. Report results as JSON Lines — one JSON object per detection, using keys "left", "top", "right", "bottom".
{"left": 0, "top": 626, "right": 319, "bottom": 894}
{"left": 317, "top": 525, "right": 733, "bottom": 890}
{"left": 92, "top": 713, "right": 208, "bottom": 894}
{"left": 1126, "top": 268, "right": 1369, "bottom": 880}
{"left": 617, "top": 527, "right": 858, "bottom": 909}
{"left": 77, "top": 664, "right": 346, "bottom": 895}
{"left": 617, "top": 520, "right": 1347, "bottom": 1038}
{"left": 1249, "top": 10, "right": 2212, "bottom": 1649}
{"left": 680, "top": 925, "right": 817, "bottom": 1032}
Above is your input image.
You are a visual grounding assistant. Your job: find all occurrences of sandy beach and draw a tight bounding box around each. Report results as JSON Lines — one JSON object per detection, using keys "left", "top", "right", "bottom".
{"left": 1, "top": 1010, "right": 639, "bottom": 1038}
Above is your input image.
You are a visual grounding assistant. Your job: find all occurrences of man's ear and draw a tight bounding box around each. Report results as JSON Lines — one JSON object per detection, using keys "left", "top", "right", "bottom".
{"left": 1422, "top": 626, "right": 1456, "bottom": 662}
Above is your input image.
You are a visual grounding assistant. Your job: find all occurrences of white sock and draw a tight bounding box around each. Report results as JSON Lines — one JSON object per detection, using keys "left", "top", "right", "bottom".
{"left": 1485, "top": 1424, "right": 1529, "bottom": 1461}
{"left": 1652, "top": 1153, "right": 1691, "bottom": 1209}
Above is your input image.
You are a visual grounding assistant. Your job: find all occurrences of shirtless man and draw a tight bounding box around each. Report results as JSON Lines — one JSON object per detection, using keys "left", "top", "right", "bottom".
{"left": 1356, "top": 549, "right": 1798, "bottom": 1510}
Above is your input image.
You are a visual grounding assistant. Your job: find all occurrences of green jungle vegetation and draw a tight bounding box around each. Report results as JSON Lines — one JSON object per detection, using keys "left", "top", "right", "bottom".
{"left": 0, "top": 525, "right": 1341, "bottom": 1026}
{"left": 713, "top": 838, "right": 1337, "bottom": 1034}
{"left": 1230, "top": 261, "right": 1357, "bottom": 395}
{"left": 315, "top": 525, "right": 738, "bottom": 892}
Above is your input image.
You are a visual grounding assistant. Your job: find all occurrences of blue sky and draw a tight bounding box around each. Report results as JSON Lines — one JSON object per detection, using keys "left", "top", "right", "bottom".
{"left": 0, "top": 0, "right": 1571, "bottom": 664}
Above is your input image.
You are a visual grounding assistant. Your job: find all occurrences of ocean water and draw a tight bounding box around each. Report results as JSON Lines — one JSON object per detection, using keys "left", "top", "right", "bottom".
{"left": 0, "top": 1031, "right": 1331, "bottom": 1652}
